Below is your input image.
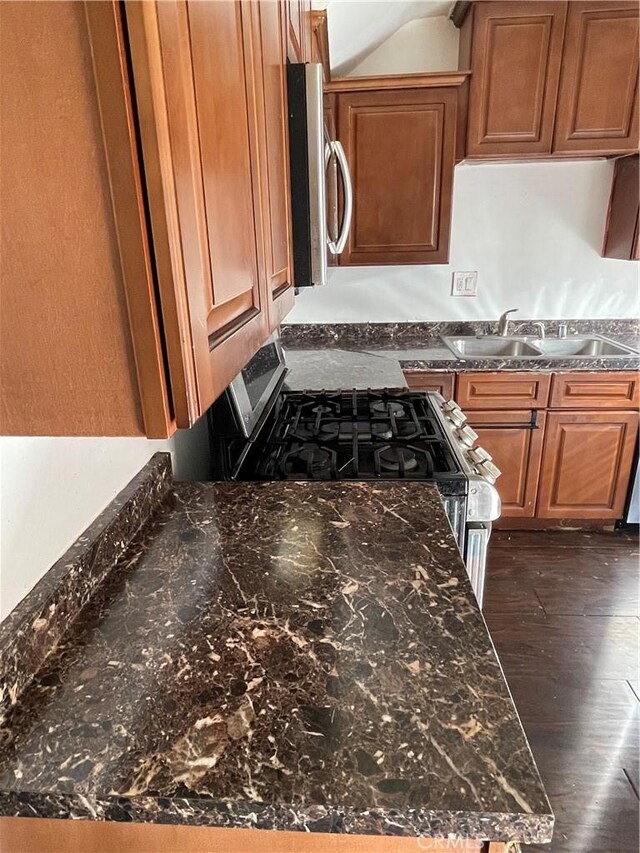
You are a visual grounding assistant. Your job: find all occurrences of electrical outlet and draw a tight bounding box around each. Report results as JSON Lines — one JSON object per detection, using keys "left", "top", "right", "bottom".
{"left": 451, "top": 271, "right": 478, "bottom": 297}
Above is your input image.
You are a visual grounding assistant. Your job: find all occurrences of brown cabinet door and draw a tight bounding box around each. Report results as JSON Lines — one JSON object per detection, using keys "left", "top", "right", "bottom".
{"left": 603, "top": 155, "right": 640, "bottom": 260}
{"left": 337, "top": 87, "right": 457, "bottom": 265}
{"left": 403, "top": 371, "right": 456, "bottom": 399}
{"left": 538, "top": 410, "right": 639, "bottom": 518}
{"left": 286, "top": 0, "right": 311, "bottom": 62}
{"left": 465, "top": 1, "right": 567, "bottom": 158}
{"left": 553, "top": 2, "right": 639, "bottom": 155}
{"left": 549, "top": 371, "right": 640, "bottom": 409}
{"left": 467, "top": 410, "right": 547, "bottom": 517}
{"left": 126, "top": 1, "right": 270, "bottom": 427}
{"left": 246, "top": 0, "right": 295, "bottom": 332}
{"left": 456, "top": 372, "right": 552, "bottom": 410}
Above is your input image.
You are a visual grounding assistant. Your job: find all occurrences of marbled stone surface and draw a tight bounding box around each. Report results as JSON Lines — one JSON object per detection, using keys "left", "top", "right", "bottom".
{"left": 281, "top": 321, "right": 640, "bottom": 374}
{"left": 281, "top": 320, "right": 640, "bottom": 348}
{"left": 0, "top": 480, "right": 553, "bottom": 843}
{"left": 283, "top": 347, "right": 408, "bottom": 391}
{"left": 0, "top": 454, "right": 172, "bottom": 727}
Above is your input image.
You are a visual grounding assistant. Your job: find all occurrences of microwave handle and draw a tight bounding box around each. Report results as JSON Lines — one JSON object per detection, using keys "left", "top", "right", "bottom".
{"left": 326, "top": 141, "right": 353, "bottom": 256}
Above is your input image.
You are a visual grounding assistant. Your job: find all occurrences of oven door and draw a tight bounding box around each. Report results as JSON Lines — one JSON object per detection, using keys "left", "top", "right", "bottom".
{"left": 465, "top": 523, "right": 491, "bottom": 608}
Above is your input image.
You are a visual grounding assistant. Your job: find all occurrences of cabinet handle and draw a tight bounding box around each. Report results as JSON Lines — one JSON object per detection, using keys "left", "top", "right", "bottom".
{"left": 326, "top": 140, "right": 353, "bottom": 256}
{"left": 470, "top": 411, "right": 539, "bottom": 430}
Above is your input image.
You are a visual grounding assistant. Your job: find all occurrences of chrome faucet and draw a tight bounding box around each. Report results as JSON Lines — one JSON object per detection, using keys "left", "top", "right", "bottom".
{"left": 497, "top": 308, "right": 518, "bottom": 336}
{"left": 531, "top": 322, "right": 546, "bottom": 340}
{"left": 558, "top": 323, "right": 568, "bottom": 339}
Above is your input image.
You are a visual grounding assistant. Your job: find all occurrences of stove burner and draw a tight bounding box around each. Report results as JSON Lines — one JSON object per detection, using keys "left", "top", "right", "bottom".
{"left": 378, "top": 447, "right": 418, "bottom": 472}
{"left": 312, "top": 404, "right": 333, "bottom": 415}
{"left": 298, "top": 447, "right": 331, "bottom": 469}
{"left": 319, "top": 423, "right": 340, "bottom": 442}
{"left": 371, "top": 422, "right": 393, "bottom": 440}
{"left": 371, "top": 400, "right": 406, "bottom": 418}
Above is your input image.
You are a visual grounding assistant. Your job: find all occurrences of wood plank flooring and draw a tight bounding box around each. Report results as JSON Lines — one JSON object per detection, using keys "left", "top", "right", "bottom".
{"left": 484, "top": 530, "right": 639, "bottom": 853}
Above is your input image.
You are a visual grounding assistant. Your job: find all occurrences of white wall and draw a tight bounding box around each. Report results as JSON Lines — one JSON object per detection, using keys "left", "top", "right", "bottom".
{"left": 326, "top": 0, "right": 450, "bottom": 76}
{"left": 288, "top": 160, "right": 640, "bottom": 323}
{"left": 350, "top": 16, "right": 458, "bottom": 76}
{"left": 0, "top": 419, "right": 210, "bottom": 621}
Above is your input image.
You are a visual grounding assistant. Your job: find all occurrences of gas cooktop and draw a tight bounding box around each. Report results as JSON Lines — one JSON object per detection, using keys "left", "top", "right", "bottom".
{"left": 253, "top": 389, "right": 462, "bottom": 482}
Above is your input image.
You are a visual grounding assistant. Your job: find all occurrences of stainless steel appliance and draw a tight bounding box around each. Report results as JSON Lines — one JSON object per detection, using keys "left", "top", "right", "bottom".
{"left": 287, "top": 63, "right": 352, "bottom": 287}
{"left": 208, "top": 339, "right": 501, "bottom": 607}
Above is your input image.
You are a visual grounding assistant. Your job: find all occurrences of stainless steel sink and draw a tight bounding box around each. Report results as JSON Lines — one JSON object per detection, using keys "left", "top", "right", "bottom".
{"left": 443, "top": 336, "right": 543, "bottom": 358}
{"left": 533, "top": 336, "right": 638, "bottom": 357}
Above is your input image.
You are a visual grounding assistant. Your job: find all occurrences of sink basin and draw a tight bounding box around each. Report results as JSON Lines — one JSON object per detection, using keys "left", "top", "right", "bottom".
{"left": 443, "top": 336, "right": 543, "bottom": 358}
{"left": 533, "top": 336, "right": 638, "bottom": 357}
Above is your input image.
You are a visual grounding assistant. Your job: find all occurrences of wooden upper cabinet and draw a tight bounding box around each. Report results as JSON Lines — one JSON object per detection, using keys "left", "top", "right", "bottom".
{"left": 286, "top": 0, "right": 311, "bottom": 62}
{"left": 466, "top": 409, "right": 547, "bottom": 517}
{"left": 603, "top": 154, "right": 640, "bottom": 260}
{"left": 246, "top": 0, "right": 295, "bottom": 331}
{"left": 463, "top": 2, "right": 567, "bottom": 158}
{"left": 553, "top": 2, "right": 640, "bottom": 155}
{"left": 335, "top": 80, "right": 461, "bottom": 265}
{"left": 126, "top": 0, "right": 272, "bottom": 427}
{"left": 537, "top": 410, "right": 638, "bottom": 518}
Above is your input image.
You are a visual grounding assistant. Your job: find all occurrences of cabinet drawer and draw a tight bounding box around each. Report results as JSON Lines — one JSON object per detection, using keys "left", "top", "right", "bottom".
{"left": 550, "top": 372, "right": 640, "bottom": 409}
{"left": 403, "top": 371, "right": 455, "bottom": 399}
{"left": 456, "top": 372, "right": 551, "bottom": 410}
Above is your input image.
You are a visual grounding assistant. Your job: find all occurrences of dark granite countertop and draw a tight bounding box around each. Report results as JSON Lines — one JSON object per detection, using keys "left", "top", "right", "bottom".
{"left": 0, "top": 458, "right": 552, "bottom": 843}
{"left": 281, "top": 322, "right": 640, "bottom": 375}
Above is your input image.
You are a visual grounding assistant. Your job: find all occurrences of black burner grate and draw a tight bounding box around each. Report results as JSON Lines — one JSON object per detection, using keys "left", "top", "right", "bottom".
{"left": 256, "top": 389, "right": 461, "bottom": 482}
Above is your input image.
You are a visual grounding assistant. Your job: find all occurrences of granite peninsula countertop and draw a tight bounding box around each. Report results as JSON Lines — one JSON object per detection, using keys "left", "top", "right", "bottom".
{"left": 281, "top": 321, "right": 640, "bottom": 378}
{"left": 0, "top": 456, "right": 553, "bottom": 844}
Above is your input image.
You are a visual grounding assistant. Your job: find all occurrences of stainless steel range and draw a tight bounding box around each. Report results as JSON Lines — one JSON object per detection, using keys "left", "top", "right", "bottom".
{"left": 208, "top": 336, "right": 501, "bottom": 606}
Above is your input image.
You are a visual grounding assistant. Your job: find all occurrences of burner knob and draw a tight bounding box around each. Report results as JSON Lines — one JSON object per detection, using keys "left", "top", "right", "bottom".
{"left": 456, "top": 425, "right": 478, "bottom": 447}
{"left": 442, "top": 399, "right": 461, "bottom": 413}
{"left": 468, "top": 446, "right": 492, "bottom": 464}
{"left": 477, "top": 459, "right": 502, "bottom": 483}
{"left": 448, "top": 408, "right": 467, "bottom": 426}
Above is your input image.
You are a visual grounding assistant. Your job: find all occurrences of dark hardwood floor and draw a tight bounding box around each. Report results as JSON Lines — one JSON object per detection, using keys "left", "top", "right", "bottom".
{"left": 484, "top": 530, "right": 639, "bottom": 853}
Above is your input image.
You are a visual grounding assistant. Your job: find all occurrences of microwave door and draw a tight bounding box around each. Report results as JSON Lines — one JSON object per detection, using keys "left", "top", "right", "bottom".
{"left": 287, "top": 63, "right": 327, "bottom": 287}
{"left": 305, "top": 63, "right": 328, "bottom": 286}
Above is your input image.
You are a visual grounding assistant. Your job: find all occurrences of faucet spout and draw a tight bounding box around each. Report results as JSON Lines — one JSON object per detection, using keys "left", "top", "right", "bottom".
{"left": 497, "top": 308, "right": 518, "bottom": 336}
{"left": 532, "top": 322, "right": 545, "bottom": 339}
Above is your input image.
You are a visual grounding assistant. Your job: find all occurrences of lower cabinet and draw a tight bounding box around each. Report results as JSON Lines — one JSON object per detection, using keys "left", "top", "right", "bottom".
{"left": 466, "top": 410, "right": 546, "bottom": 517}
{"left": 403, "top": 371, "right": 456, "bottom": 398}
{"left": 537, "top": 410, "right": 638, "bottom": 519}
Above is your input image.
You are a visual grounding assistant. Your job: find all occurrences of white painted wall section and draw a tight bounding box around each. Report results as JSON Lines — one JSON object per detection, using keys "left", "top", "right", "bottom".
{"left": 0, "top": 418, "right": 210, "bottom": 621}
{"left": 288, "top": 160, "right": 640, "bottom": 323}
{"left": 349, "top": 16, "right": 458, "bottom": 76}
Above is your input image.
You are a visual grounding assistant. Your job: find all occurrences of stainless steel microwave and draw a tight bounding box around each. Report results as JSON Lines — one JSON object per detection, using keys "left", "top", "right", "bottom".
{"left": 287, "top": 63, "right": 353, "bottom": 287}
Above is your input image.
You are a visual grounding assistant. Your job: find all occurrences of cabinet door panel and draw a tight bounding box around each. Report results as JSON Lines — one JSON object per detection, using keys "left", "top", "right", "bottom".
{"left": 403, "top": 371, "right": 456, "bottom": 399}
{"left": 467, "top": 410, "right": 546, "bottom": 517}
{"left": 126, "top": 0, "right": 269, "bottom": 426}
{"left": 247, "top": 0, "right": 294, "bottom": 330}
{"left": 550, "top": 372, "right": 640, "bottom": 409}
{"left": 553, "top": 2, "right": 639, "bottom": 154}
{"left": 338, "top": 88, "right": 456, "bottom": 264}
{"left": 456, "top": 372, "right": 551, "bottom": 410}
{"left": 538, "top": 410, "right": 638, "bottom": 518}
{"left": 466, "top": 2, "right": 567, "bottom": 157}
